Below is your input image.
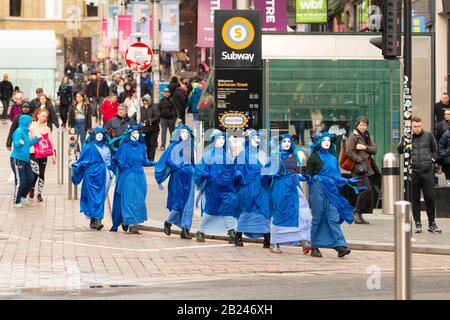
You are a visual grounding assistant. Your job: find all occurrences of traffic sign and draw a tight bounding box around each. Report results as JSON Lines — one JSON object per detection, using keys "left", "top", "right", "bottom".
{"left": 124, "top": 42, "right": 154, "bottom": 72}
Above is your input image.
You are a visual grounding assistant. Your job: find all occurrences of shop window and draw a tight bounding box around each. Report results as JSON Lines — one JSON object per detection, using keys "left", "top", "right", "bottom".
{"left": 10, "top": 0, "right": 21, "bottom": 17}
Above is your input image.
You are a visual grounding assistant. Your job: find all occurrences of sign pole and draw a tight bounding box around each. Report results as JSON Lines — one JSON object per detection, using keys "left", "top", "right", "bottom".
{"left": 403, "top": 0, "right": 412, "bottom": 201}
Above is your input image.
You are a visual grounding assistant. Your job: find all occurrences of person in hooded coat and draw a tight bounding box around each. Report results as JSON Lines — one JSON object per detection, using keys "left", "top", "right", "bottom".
{"left": 111, "top": 125, "right": 156, "bottom": 234}
{"left": 156, "top": 125, "right": 195, "bottom": 240}
{"left": 267, "top": 134, "right": 312, "bottom": 254}
{"left": 194, "top": 130, "right": 238, "bottom": 243}
{"left": 72, "top": 127, "right": 113, "bottom": 230}
{"left": 234, "top": 130, "right": 271, "bottom": 248}
{"left": 306, "top": 132, "right": 363, "bottom": 258}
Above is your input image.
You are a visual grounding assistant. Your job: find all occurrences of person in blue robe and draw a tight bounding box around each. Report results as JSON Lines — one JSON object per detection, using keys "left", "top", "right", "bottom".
{"left": 306, "top": 132, "right": 363, "bottom": 258}
{"left": 155, "top": 124, "right": 195, "bottom": 240}
{"left": 72, "top": 127, "right": 113, "bottom": 230}
{"left": 194, "top": 130, "right": 238, "bottom": 243}
{"left": 110, "top": 125, "right": 156, "bottom": 234}
{"left": 267, "top": 134, "right": 312, "bottom": 254}
{"left": 234, "top": 130, "right": 271, "bottom": 248}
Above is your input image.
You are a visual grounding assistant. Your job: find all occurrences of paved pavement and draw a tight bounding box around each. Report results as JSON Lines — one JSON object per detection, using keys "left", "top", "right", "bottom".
{"left": 1, "top": 118, "right": 450, "bottom": 299}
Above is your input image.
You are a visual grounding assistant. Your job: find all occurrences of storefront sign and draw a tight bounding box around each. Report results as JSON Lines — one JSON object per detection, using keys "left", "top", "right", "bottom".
{"left": 214, "top": 10, "right": 261, "bottom": 69}
{"left": 197, "top": 0, "right": 233, "bottom": 48}
{"left": 214, "top": 69, "right": 262, "bottom": 131}
{"left": 160, "top": 0, "right": 180, "bottom": 51}
{"left": 296, "top": 0, "right": 327, "bottom": 24}
{"left": 254, "top": 0, "right": 287, "bottom": 32}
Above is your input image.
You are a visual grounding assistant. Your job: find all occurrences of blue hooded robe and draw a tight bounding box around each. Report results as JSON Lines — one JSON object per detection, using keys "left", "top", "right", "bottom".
{"left": 194, "top": 130, "right": 238, "bottom": 233}
{"left": 72, "top": 127, "right": 113, "bottom": 220}
{"left": 111, "top": 126, "right": 155, "bottom": 231}
{"left": 235, "top": 130, "right": 271, "bottom": 239}
{"left": 155, "top": 125, "right": 195, "bottom": 230}
{"left": 268, "top": 134, "right": 312, "bottom": 245}
{"left": 307, "top": 132, "right": 354, "bottom": 249}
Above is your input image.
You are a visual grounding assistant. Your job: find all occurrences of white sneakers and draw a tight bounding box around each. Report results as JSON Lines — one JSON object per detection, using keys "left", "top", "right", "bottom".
{"left": 13, "top": 197, "right": 30, "bottom": 208}
{"left": 21, "top": 197, "right": 30, "bottom": 205}
{"left": 13, "top": 203, "right": 23, "bottom": 208}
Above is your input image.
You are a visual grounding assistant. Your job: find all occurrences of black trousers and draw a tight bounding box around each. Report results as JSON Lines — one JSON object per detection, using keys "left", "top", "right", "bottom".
{"left": 144, "top": 130, "right": 159, "bottom": 162}
{"left": 411, "top": 170, "right": 435, "bottom": 224}
{"left": 30, "top": 154, "right": 48, "bottom": 195}
{"left": 442, "top": 164, "right": 450, "bottom": 180}
{"left": 59, "top": 103, "right": 69, "bottom": 125}
{"left": 1, "top": 98, "right": 10, "bottom": 119}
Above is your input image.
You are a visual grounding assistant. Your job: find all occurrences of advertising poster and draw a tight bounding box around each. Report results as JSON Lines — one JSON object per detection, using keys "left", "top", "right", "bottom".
{"left": 197, "top": 0, "right": 233, "bottom": 48}
{"left": 254, "top": 0, "right": 287, "bottom": 32}
{"left": 118, "top": 14, "right": 133, "bottom": 55}
{"left": 160, "top": 0, "right": 180, "bottom": 51}
{"left": 127, "top": 1, "right": 152, "bottom": 46}
{"left": 296, "top": 0, "right": 327, "bottom": 24}
{"left": 214, "top": 68, "right": 262, "bottom": 131}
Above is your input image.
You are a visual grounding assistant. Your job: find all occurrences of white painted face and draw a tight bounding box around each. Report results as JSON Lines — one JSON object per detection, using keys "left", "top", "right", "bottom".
{"left": 250, "top": 135, "right": 260, "bottom": 148}
{"left": 215, "top": 136, "right": 225, "bottom": 148}
{"left": 321, "top": 137, "right": 331, "bottom": 150}
{"left": 281, "top": 138, "right": 291, "bottom": 151}
{"left": 180, "top": 129, "right": 189, "bottom": 141}
{"left": 95, "top": 132, "right": 104, "bottom": 142}
{"left": 130, "top": 130, "right": 140, "bottom": 142}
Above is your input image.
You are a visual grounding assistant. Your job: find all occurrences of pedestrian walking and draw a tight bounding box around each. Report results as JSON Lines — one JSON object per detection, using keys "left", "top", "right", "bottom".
{"left": 156, "top": 125, "right": 195, "bottom": 240}
{"left": 72, "top": 127, "right": 114, "bottom": 231}
{"left": 103, "top": 104, "right": 137, "bottom": 144}
{"left": 68, "top": 92, "right": 92, "bottom": 146}
{"left": 158, "top": 88, "right": 178, "bottom": 151}
{"left": 29, "top": 109, "right": 56, "bottom": 202}
{"left": 307, "top": 133, "right": 362, "bottom": 258}
{"left": 87, "top": 71, "right": 109, "bottom": 125}
{"left": 194, "top": 130, "right": 239, "bottom": 243}
{"left": 99, "top": 93, "right": 119, "bottom": 124}
{"left": 0, "top": 73, "right": 14, "bottom": 123}
{"left": 110, "top": 126, "right": 156, "bottom": 234}
{"left": 434, "top": 92, "right": 450, "bottom": 126}
{"left": 34, "top": 95, "right": 59, "bottom": 131}
{"left": 398, "top": 117, "right": 442, "bottom": 234}
{"left": 140, "top": 95, "right": 160, "bottom": 161}
{"left": 124, "top": 89, "right": 139, "bottom": 120}
{"left": 345, "top": 116, "right": 381, "bottom": 224}
{"left": 10, "top": 115, "right": 40, "bottom": 208}
{"left": 439, "top": 125, "right": 450, "bottom": 187}
{"left": 435, "top": 109, "right": 450, "bottom": 143}
{"left": 267, "top": 134, "right": 312, "bottom": 254}
{"left": 6, "top": 102, "right": 32, "bottom": 151}
{"left": 234, "top": 130, "right": 271, "bottom": 248}
{"left": 118, "top": 83, "right": 132, "bottom": 104}
{"left": 8, "top": 92, "right": 23, "bottom": 122}
{"left": 57, "top": 76, "right": 73, "bottom": 128}
{"left": 168, "top": 77, "right": 187, "bottom": 125}
{"left": 188, "top": 82, "right": 202, "bottom": 124}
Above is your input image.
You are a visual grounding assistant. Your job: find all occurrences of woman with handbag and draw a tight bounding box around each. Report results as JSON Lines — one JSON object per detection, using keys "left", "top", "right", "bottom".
{"left": 345, "top": 116, "right": 381, "bottom": 224}
{"left": 29, "top": 108, "right": 56, "bottom": 202}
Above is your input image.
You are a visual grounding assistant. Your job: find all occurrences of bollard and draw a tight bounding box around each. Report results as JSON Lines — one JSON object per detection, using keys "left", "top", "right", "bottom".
{"left": 57, "top": 130, "right": 64, "bottom": 185}
{"left": 382, "top": 153, "right": 400, "bottom": 215}
{"left": 394, "top": 201, "right": 412, "bottom": 300}
{"left": 68, "top": 165, "right": 73, "bottom": 200}
{"left": 298, "top": 150, "right": 309, "bottom": 201}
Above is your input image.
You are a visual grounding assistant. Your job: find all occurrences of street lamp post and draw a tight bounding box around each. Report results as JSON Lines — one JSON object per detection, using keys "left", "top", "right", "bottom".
{"left": 151, "top": 0, "right": 161, "bottom": 105}
{"left": 403, "top": 0, "right": 412, "bottom": 202}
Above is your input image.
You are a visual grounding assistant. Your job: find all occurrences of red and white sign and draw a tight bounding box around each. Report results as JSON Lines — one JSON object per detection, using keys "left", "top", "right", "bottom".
{"left": 124, "top": 42, "right": 154, "bottom": 72}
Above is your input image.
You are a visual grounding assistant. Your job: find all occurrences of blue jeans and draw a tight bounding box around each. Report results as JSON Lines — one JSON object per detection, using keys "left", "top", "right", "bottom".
{"left": 10, "top": 158, "right": 34, "bottom": 204}
{"left": 74, "top": 119, "right": 87, "bottom": 146}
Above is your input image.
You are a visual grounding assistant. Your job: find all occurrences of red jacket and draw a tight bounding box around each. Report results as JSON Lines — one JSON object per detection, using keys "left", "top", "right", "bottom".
{"left": 99, "top": 99, "right": 119, "bottom": 123}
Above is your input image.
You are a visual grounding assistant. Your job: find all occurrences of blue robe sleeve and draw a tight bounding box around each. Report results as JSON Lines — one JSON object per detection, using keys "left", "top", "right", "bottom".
{"left": 155, "top": 142, "right": 176, "bottom": 184}
{"left": 194, "top": 158, "right": 210, "bottom": 190}
{"left": 72, "top": 143, "right": 93, "bottom": 185}
{"left": 142, "top": 143, "right": 156, "bottom": 167}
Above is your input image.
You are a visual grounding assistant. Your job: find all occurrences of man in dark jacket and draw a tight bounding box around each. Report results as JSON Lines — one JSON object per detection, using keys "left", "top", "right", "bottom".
{"left": 87, "top": 71, "right": 109, "bottom": 124}
{"left": 103, "top": 104, "right": 136, "bottom": 147}
{"left": 438, "top": 125, "right": 450, "bottom": 186}
{"left": 158, "top": 88, "right": 178, "bottom": 150}
{"left": 434, "top": 93, "right": 450, "bottom": 127}
{"left": 398, "top": 116, "right": 441, "bottom": 234}
{"left": 0, "top": 73, "right": 14, "bottom": 122}
{"left": 435, "top": 109, "right": 450, "bottom": 142}
{"left": 168, "top": 78, "right": 187, "bottom": 124}
{"left": 141, "top": 95, "right": 160, "bottom": 161}
{"left": 6, "top": 102, "right": 32, "bottom": 151}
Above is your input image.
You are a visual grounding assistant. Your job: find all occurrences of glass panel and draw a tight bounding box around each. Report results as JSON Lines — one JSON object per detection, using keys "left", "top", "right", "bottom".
{"left": 1, "top": 69, "right": 55, "bottom": 102}
{"left": 267, "top": 59, "right": 401, "bottom": 168}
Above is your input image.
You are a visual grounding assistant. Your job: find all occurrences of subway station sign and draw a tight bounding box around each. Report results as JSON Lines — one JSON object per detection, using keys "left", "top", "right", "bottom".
{"left": 214, "top": 10, "right": 263, "bottom": 131}
{"left": 214, "top": 10, "right": 262, "bottom": 69}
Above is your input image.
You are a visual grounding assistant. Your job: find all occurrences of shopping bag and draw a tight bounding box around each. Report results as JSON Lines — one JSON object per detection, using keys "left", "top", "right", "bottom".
{"left": 34, "top": 133, "right": 54, "bottom": 159}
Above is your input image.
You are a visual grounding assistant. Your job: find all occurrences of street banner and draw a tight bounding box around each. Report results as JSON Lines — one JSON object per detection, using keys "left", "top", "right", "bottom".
{"left": 254, "top": 0, "right": 287, "bottom": 32}
{"left": 214, "top": 10, "right": 262, "bottom": 69}
{"left": 101, "top": 18, "right": 111, "bottom": 49}
{"left": 160, "top": 0, "right": 180, "bottom": 51}
{"left": 197, "top": 0, "right": 233, "bottom": 48}
{"left": 296, "top": 0, "right": 327, "bottom": 24}
{"left": 127, "top": 1, "right": 152, "bottom": 46}
{"left": 108, "top": 4, "right": 120, "bottom": 40}
{"left": 118, "top": 14, "right": 133, "bottom": 55}
{"left": 214, "top": 68, "right": 262, "bottom": 131}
